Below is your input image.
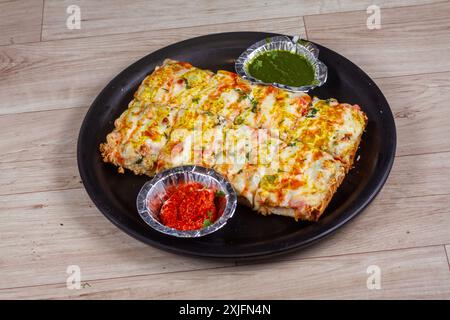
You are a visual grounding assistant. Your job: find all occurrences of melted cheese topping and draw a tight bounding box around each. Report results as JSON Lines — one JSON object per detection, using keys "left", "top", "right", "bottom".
{"left": 255, "top": 143, "right": 345, "bottom": 211}
{"left": 156, "top": 109, "right": 230, "bottom": 171}
{"left": 100, "top": 59, "right": 368, "bottom": 221}
{"left": 100, "top": 100, "right": 177, "bottom": 175}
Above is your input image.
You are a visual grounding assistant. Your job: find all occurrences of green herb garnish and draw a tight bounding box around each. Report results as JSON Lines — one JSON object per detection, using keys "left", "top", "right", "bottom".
{"left": 263, "top": 174, "right": 277, "bottom": 184}
{"left": 203, "top": 219, "right": 211, "bottom": 228}
{"left": 236, "top": 89, "right": 248, "bottom": 102}
{"left": 250, "top": 98, "right": 258, "bottom": 113}
{"left": 306, "top": 107, "right": 318, "bottom": 118}
{"left": 215, "top": 190, "right": 226, "bottom": 197}
{"left": 234, "top": 117, "right": 244, "bottom": 125}
{"left": 253, "top": 60, "right": 263, "bottom": 69}
{"left": 182, "top": 77, "right": 191, "bottom": 89}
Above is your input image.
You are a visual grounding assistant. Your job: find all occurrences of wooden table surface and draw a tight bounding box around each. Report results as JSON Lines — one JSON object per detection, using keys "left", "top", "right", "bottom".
{"left": 1, "top": 0, "right": 449, "bottom": 299}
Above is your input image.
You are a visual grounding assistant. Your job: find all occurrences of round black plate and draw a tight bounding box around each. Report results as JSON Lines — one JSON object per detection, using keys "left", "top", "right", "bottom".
{"left": 77, "top": 32, "right": 396, "bottom": 259}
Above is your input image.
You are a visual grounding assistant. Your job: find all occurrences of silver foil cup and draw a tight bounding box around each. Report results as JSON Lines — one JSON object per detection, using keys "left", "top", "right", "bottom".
{"left": 235, "top": 36, "right": 328, "bottom": 92}
{"left": 136, "top": 165, "right": 237, "bottom": 238}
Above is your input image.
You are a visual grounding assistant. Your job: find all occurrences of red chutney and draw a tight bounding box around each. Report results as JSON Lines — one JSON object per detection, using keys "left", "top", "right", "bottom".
{"left": 159, "top": 182, "right": 220, "bottom": 231}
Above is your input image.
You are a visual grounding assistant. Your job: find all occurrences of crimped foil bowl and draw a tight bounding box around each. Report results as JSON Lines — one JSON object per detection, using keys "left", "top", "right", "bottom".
{"left": 235, "top": 36, "right": 327, "bottom": 92}
{"left": 136, "top": 165, "right": 237, "bottom": 238}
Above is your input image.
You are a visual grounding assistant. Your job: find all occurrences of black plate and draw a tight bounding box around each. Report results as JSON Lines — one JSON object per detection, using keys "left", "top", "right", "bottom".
{"left": 77, "top": 32, "right": 396, "bottom": 259}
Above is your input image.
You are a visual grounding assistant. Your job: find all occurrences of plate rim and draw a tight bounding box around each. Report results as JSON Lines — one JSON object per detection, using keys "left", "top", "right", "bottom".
{"left": 77, "top": 31, "right": 397, "bottom": 260}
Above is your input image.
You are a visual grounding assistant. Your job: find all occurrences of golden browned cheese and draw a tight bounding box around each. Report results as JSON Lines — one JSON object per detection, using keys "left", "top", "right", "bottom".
{"left": 100, "top": 59, "right": 368, "bottom": 221}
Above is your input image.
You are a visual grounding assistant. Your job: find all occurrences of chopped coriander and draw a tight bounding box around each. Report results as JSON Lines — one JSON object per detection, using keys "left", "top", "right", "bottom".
{"left": 263, "top": 174, "right": 277, "bottom": 184}
{"left": 182, "top": 77, "right": 191, "bottom": 89}
{"left": 215, "top": 190, "right": 226, "bottom": 197}
{"left": 192, "top": 97, "right": 200, "bottom": 104}
{"left": 254, "top": 60, "right": 263, "bottom": 69}
{"left": 203, "top": 219, "right": 211, "bottom": 228}
{"left": 237, "top": 91, "right": 248, "bottom": 102}
{"left": 306, "top": 107, "right": 318, "bottom": 118}
{"left": 234, "top": 117, "right": 244, "bottom": 125}
{"left": 250, "top": 98, "right": 258, "bottom": 113}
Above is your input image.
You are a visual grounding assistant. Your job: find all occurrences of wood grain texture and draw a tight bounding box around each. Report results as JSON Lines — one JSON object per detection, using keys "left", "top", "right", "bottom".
{"left": 0, "top": 0, "right": 449, "bottom": 299}
{"left": 376, "top": 72, "right": 450, "bottom": 156}
{"left": 0, "top": 157, "right": 81, "bottom": 195}
{"left": 0, "top": 17, "right": 304, "bottom": 115}
{"left": 304, "top": 2, "right": 450, "bottom": 78}
{"left": 0, "top": 152, "right": 449, "bottom": 289}
{"left": 0, "top": 107, "right": 86, "bottom": 163}
{"left": 1, "top": 246, "right": 448, "bottom": 299}
{"left": 0, "top": 188, "right": 234, "bottom": 290}
{"left": 1, "top": 140, "right": 450, "bottom": 200}
{"left": 41, "top": 0, "right": 437, "bottom": 41}
{"left": 0, "top": 0, "right": 43, "bottom": 45}
{"left": 1, "top": 71, "right": 448, "bottom": 167}
{"left": 445, "top": 246, "right": 450, "bottom": 269}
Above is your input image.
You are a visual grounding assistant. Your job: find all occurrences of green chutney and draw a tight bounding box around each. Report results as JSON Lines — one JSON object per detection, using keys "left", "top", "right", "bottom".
{"left": 247, "top": 50, "right": 315, "bottom": 87}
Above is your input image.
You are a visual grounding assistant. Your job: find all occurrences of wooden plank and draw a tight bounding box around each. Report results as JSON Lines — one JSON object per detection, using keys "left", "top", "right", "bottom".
{"left": 0, "top": 0, "right": 43, "bottom": 45}
{"left": 382, "top": 151, "right": 450, "bottom": 199}
{"left": 297, "top": 193, "right": 450, "bottom": 259}
{"left": 0, "top": 16, "right": 304, "bottom": 116}
{"left": 446, "top": 245, "right": 450, "bottom": 269}
{"left": 0, "top": 107, "right": 86, "bottom": 163}
{"left": 0, "top": 188, "right": 234, "bottom": 290}
{"left": 1, "top": 246, "right": 448, "bottom": 299}
{"left": 0, "top": 151, "right": 449, "bottom": 288}
{"left": 1, "top": 71, "right": 448, "bottom": 166}
{"left": 288, "top": 152, "right": 450, "bottom": 259}
{"left": 1, "top": 0, "right": 449, "bottom": 299}
{"left": 41, "top": 0, "right": 439, "bottom": 41}
{"left": 304, "top": 2, "right": 450, "bottom": 78}
{"left": 376, "top": 72, "right": 450, "bottom": 156}
{"left": 1, "top": 137, "right": 449, "bottom": 199}
{"left": 0, "top": 157, "right": 81, "bottom": 195}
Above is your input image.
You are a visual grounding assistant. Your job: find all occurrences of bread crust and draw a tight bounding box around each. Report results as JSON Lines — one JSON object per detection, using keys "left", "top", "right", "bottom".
{"left": 99, "top": 60, "right": 368, "bottom": 222}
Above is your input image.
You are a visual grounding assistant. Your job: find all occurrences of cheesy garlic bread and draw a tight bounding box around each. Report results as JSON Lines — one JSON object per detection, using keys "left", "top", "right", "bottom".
{"left": 100, "top": 59, "right": 367, "bottom": 221}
